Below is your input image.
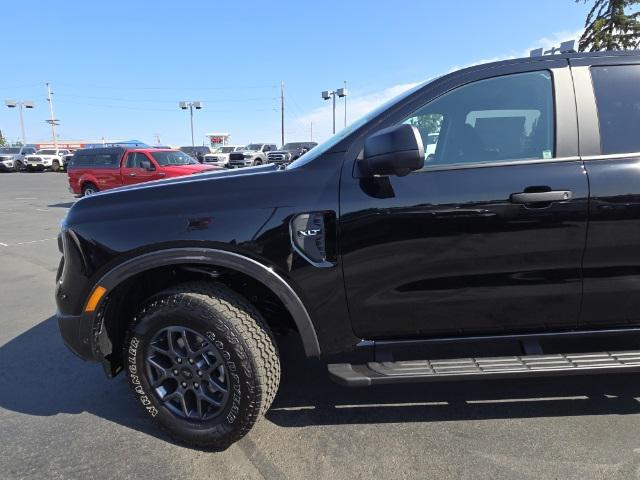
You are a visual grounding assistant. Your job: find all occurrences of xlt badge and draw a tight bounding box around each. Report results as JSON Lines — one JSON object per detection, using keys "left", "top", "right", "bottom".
{"left": 297, "top": 229, "right": 321, "bottom": 237}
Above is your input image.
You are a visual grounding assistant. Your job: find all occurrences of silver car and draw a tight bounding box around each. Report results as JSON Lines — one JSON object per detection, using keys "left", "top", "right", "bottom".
{"left": 0, "top": 145, "right": 37, "bottom": 172}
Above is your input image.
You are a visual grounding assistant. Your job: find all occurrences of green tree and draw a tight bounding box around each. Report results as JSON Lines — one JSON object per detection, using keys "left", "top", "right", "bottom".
{"left": 577, "top": 0, "right": 640, "bottom": 51}
{"left": 0, "top": 130, "right": 5, "bottom": 146}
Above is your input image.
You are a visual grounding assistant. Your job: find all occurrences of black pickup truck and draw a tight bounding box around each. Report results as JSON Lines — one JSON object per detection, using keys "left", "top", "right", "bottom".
{"left": 56, "top": 50, "right": 640, "bottom": 449}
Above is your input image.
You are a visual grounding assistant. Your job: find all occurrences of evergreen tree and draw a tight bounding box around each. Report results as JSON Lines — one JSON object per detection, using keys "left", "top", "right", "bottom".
{"left": 577, "top": 0, "right": 640, "bottom": 51}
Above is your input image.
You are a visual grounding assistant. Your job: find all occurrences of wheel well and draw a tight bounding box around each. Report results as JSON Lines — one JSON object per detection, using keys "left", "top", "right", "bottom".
{"left": 98, "top": 263, "right": 299, "bottom": 375}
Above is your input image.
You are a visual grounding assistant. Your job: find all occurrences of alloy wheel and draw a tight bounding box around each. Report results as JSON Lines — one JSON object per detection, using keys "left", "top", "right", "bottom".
{"left": 144, "top": 326, "right": 230, "bottom": 421}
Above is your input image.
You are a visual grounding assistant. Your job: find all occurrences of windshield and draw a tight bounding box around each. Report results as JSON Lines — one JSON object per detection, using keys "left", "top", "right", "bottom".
{"left": 0, "top": 148, "right": 20, "bottom": 154}
{"left": 217, "top": 146, "right": 235, "bottom": 153}
{"left": 245, "top": 144, "right": 262, "bottom": 151}
{"left": 151, "top": 151, "right": 197, "bottom": 166}
{"left": 37, "top": 149, "right": 56, "bottom": 155}
{"left": 282, "top": 143, "right": 307, "bottom": 150}
{"left": 288, "top": 82, "right": 425, "bottom": 169}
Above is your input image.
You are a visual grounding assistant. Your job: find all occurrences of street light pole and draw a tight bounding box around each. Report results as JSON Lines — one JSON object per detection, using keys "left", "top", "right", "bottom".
{"left": 332, "top": 92, "right": 336, "bottom": 134}
{"left": 4, "top": 99, "right": 35, "bottom": 145}
{"left": 18, "top": 103, "right": 26, "bottom": 144}
{"left": 179, "top": 101, "right": 203, "bottom": 148}
{"left": 343, "top": 80, "right": 347, "bottom": 128}
{"left": 189, "top": 103, "right": 195, "bottom": 147}
{"left": 322, "top": 85, "right": 347, "bottom": 135}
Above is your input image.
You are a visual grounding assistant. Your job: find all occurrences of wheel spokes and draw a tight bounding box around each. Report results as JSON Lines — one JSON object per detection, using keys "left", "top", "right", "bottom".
{"left": 144, "top": 325, "right": 230, "bottom": 421}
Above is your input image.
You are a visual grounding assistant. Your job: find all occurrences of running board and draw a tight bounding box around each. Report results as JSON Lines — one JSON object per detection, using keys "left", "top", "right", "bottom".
{"left": 328, "top": 351, "right": 640, "bottom": 387}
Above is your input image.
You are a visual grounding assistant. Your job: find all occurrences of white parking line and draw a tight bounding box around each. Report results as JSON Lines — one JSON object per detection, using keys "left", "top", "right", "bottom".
{"left": 0, "top": 237, "right": 56, "bottom": 247}
{"left": 15, "top": 197, "right": 37, "bottom": 200}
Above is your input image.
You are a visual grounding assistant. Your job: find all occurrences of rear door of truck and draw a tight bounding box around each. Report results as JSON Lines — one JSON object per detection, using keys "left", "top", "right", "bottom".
{"left": 571, "top": 54, "right": 640, "bottom": 329}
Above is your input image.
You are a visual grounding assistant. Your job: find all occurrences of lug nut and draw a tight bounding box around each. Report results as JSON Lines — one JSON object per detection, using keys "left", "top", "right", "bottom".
{"left": 189, "top": 358, "right": 194, "bottom": 364}
{"left": 194, "top": 382, "right": 199, "bottom": 388}
{"left": 173, "top": 369, "right": 179, "bottom": 375}
{"left": 181, "top": 382, "right": 187, "bottom": 388}
{"left": 197, "top": 370, "right": 203, "bottom": 376}
{"left": 176, "top": 358, "right": 182, "bottom": 363}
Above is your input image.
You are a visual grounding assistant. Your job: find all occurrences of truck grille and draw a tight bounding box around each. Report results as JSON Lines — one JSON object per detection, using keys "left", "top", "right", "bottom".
{"left": 268, "top": 153, "right": 286, "bottom": 162}
{"left": 229, "top": 153, "right": 245, "bottom": 161}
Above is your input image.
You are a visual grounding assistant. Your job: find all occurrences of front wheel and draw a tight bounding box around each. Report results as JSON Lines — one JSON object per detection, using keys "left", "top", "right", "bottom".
{"left": 51, "top": 160, "right": 60, "bottom": 172}
{"left": 124, "top": 282, "right": 280, "bottom": 449}
{"left": 81, "top": 183, "right": 98, "bottom": 196}
{"left": 13, "top": 160, "right": 23, "bottom": 172}
{"left": 252, "top": 158, "right": 263, "bottom": 166}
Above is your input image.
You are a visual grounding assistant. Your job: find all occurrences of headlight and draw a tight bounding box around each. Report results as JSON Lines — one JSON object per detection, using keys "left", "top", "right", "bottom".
{"left": 243, "top": 153, "right": 253, "bottom": 158}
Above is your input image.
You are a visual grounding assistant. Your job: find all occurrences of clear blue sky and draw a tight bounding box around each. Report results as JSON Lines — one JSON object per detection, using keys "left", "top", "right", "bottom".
{"left": 0, "top": 0, "right": 591, "bottom": 147}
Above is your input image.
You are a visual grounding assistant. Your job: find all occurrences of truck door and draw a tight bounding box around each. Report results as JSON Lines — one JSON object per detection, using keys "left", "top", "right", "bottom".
{"left": 339, "top": 61, "right": 588, "bottom": 339}
{"left": 571, "top": 58, "right": 640, "bottom": 328}
{"left": 121, "top": 152, "right": 159, "bottom": 185}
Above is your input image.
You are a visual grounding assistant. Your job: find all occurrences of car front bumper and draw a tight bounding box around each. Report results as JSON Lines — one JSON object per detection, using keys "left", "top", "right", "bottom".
{"left": 57, "top": 311, "right": 96, "bottom": 361}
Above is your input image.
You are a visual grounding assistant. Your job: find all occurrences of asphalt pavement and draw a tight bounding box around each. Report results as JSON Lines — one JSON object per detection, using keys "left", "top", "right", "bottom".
{"left": 1, "top": 172, "right": 640, "bottom": 479}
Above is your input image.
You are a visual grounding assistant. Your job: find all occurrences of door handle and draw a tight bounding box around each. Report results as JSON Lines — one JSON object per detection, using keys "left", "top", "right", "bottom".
{"left": 128, "top": 172, "right": 137, "bottom": 177}
{"left": 510, "top": 190, "right": 572, "bottom": 204}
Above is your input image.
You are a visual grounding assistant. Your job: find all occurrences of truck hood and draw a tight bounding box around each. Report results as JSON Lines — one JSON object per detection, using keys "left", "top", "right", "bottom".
{"left": 161, "top": 163, "right": 220, "bottom": 174}
{"left": 95, "top": 163, "right": 279, "bottom": 196}
{"left": 64, "top": 163, "right": 286, "bottom": 227}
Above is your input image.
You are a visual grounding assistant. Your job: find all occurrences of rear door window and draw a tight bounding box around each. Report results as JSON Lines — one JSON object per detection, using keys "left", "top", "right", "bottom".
{"left": 591, "top": 65, "right": 640, "bottom": 155}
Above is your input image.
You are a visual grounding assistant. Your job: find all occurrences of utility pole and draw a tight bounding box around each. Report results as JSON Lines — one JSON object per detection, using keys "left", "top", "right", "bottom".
{"left": 45, "top": 83, "right": 59, "bottom": 149}
{"left": 280, "top": 81, "right": 285, "bottom": 147}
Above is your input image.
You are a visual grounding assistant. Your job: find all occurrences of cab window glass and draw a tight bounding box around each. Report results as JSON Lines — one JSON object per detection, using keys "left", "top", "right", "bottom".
{"left": 126, "top": 152, "right": 146, "bottom": 168}
{"left": 591, "top": 65, "right": 640, "bottom": 155}
{"left": 403, "top": 71, "right": 555, "bottom": 167}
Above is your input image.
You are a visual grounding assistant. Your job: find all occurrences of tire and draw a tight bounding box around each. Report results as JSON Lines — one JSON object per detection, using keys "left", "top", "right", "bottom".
{"left": 253, "top": 158, "right": 263, "bottom": 166}
{"left": 123, "top": 281, "right": 280, "bottom": 449}
{"left": 13, "top": 160, "right": 22, "bottom": 172}
{"left": 51, "top": 160, "right": 60, "bottom": 172}
{"left": 81, "top": 183, "right": 98, "bottom": 196}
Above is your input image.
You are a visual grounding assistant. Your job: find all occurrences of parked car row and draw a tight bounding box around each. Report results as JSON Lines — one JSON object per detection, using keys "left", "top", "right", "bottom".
{"left": 0, "top": 146, "right": 76, "bottom": 172}
{"left": 179, "top": 142, "right": 317, "bottom": 168}
{"left": 0, "top": 145, "right": 37, "bottom": 171}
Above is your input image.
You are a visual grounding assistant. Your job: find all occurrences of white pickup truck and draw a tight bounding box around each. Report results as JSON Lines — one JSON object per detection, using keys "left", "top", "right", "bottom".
{"left": 25, "top": 148, "right": 70, "bottom": 172}
{"left": 202, "top": 145, "right": 244, "bottom": 167}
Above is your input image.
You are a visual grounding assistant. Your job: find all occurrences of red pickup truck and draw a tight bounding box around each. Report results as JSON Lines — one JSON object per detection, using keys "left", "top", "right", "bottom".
{"left": 67, "top": 147, "right": 220, "bottom": 196}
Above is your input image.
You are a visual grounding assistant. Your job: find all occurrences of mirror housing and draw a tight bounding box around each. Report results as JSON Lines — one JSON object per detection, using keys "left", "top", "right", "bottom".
{"left": 358, "top": 124, "right": 424, "bottom": 177}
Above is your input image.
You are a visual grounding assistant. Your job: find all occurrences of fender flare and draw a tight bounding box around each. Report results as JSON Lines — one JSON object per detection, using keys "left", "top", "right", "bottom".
{"left": 96, "top": 247, "right": 321, "bottom": 357}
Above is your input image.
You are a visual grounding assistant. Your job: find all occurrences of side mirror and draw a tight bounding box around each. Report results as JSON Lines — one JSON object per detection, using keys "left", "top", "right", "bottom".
{"left": 139, "top": 159, "right": 154, "bottom": 170}
{"left": 358, "top": 124, "right": 424, "bottom": 177}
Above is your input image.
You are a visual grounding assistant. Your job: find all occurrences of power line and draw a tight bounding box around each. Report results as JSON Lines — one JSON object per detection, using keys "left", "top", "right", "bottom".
{"left": 55, "top": 82, "right": 279, "bottom": 91}
{"left": 53, "top": 93, "right": 276, "bottom": 104}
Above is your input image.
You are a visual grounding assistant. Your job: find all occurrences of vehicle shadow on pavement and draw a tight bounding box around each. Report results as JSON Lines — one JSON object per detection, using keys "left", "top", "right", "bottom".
{"left": 2, "top": 317, "right": 639, "bottom": 441}
{"left": 267, "top": 336, "right": 640, "bottom": 428}
{"left": 0, "top": 316, "right": 171, "bottom": 441}
{"left": 47, "top": 202, "right": 76, "bottom": 209}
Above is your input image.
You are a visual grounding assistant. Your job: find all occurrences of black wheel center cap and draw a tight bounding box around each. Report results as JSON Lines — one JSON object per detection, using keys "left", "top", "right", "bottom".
{"left": 181, "top": 367, "right": 193, "bottom": 379}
